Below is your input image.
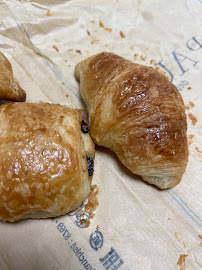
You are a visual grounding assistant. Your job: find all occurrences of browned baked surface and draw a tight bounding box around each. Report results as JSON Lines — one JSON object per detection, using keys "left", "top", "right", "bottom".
{"left": 75, "top": 52, "right": 189, "bottom": 189}
{"left": 0, "top": 102, "right": 94, "bottom": 222}
{"left": 0, "top": 52, "right": 26, "bottom": 101}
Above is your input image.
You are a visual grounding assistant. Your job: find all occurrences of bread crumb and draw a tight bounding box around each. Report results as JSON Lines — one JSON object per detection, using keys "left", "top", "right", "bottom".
{"left": 105, "top": 27, "right": 112, "bottom": 32}
{"left": 174, "top": 232, "right": 181, "bottom": 241}
{"left": 187, "top": 86, "right": 192, "bottom": 90}
{"left": 46, "top": 10, "right": 51, "bottom": 16}
{"left": 195, "top": 147, "right": 202, "bottom": 153}
{"left": 65, "top": 94, "right": 69, "bottom": 98}
{"left": 183, "top": 242, "right": 188, "bottom": 248}
{"left": 120, "top": 31, "right": 125, "bottom": 38}
{"left": 87, "top": 30, "right": 91, "bottom": 36}
{"left": 89, "top": 213, "right": 95, "bottom": 219}
{"left": 189, "top": 101, "right": 194, "bottom": 108}
{"left": 90, "top": 20, "right": 95, "bottom": 23}
{"left": 105, "top": 44, "right": 109, "bottom": 47}
{"left": 199, "top": 235, "right": 202, "bottom": 239}
{"left": 75, "top": 50, "right": 82, "bottom": 55}
{"left": 80, "top": 218, "right": 90, "bottom": 227}
{"left": 177, "top": 254, "right": 188, "bottom": 270}
{"left": 140, "top": 55, "right": 146, "bottom": 61}
{"left": 188, "top": 113, "right": 197, "bottom": 126}
{"left": 91, "top": 40, "right": 99, "bottom": 44}
{"left": 168, "top": 217, "right": 171, "bottom": 220}
{"left": 99, "top": 20, "right": 112, "bottom": 32}
{"left": 130, "top": 46, "right": 134, "bottom": 50}
{"left": 134, "top": 53, "right": 139, "bottom": 60}
{"left": 53, "top": 45, "right": 59, "bottom": 52}
{"left": 68, "top": 49, "right": 73, "bottom": 52}
{"left": 150, "top": 59, "right": 158, "bottom": 66}
{"left": 99, "top": 20, "right": 104, "bottom": 28}
{"left": 188, "top": 134, "right": 194, "bottom": 145}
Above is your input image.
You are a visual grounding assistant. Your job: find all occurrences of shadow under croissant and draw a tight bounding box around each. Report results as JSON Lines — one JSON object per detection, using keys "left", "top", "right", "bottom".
{"left": 95, "top": 145, "right": 166, "bottom": 191}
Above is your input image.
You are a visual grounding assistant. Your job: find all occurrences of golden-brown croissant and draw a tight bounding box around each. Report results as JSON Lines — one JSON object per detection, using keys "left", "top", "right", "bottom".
{"left": 0, "top": 102, "right": 94, "bottom": 222}
{"left": 75, "top": 52, "right": 188, "bottom": 189}
{"left": 0, "top": 51, "right": 26, "bottom": 101}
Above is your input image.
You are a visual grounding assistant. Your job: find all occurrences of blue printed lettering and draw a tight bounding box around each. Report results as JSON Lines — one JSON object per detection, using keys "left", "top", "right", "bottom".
{"left": 158, "top": 61, "right": 174, "bottom": 82}
{"left": 172, "top": 51, "right": 199, "bottom": 75}
{"left": 186, "top": 35, "right": 202, "bottom": 51}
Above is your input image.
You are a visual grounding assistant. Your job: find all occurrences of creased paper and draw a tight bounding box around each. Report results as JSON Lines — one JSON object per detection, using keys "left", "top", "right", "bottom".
{"left": 0, "top": 0, "right": 201, "bottom": 269}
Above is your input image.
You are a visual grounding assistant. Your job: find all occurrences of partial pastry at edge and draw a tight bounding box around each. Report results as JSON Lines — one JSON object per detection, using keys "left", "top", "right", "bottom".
{"left": 75, "top": 52, "right": 188, "bottom": 189}
{"left": 0, "top": 102, "right": 94, "bottom": 222}
{"left": 0, "top": 51, "right": 26, "bottom": 101}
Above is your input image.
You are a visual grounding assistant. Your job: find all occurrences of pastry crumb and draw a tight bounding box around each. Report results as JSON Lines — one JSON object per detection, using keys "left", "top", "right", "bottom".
{"left": 99, "top": 20, "right": 112, "bottom": 32}
{"left": 91, "top": 40, "right": 99, "bottom": 44}
{"left": 75, "top": 50, "right": 82, "bottom": 55}
{"left": 46, "top": 10, "right": 51, "bottom": 16}
{"left": 189, "top": 101, "right": 194, "bottom": 108}
{"left": 85, "top": 185, "right": 99, "bottom": 214}
{"left": 89, "top": 213, "right": 95, "bottom": 219}
{"left": 195, "top": 147, "right": 202, "bottom": 153}
{"left": 188, "top": 113, "right": 197, "bottom": 126}
{"left": 199, "top": 235, "right": 202, "bottom": 239}
{"left": 174, "top": 232, "right": 181, "bottom": 241}
{"left": 187, "top": 86, "right": 192, "bottom": 90}
{"left": 150, "top": 59, "right": 158, "bottom": 66}
{"left": 134, "top": 53, "right": 139, "bottom": 60}
{"left": 177, "top": 254, "right": 188, "bottom": 270}
{"left": 140, "top": 55, "right": 146, "bottom": 61}
{"left": 53, "top": 45, "right": 59, "bottom": 52}
{"left": 183, "top": 242, "right": 188, "bottom": 248}
{"left": 80, "top": 218, "right": 90, "bottom": 228}
{"left": 120, "top": 31, "right": 125, "bottom": 38}
{"left": 188, "top": 134, "right": 194, "bottom": 145}
{"left": 99, "top": 20, "right": 104, "bottom": 28}
{"left": 65, "top": 94, "right": 69, "bottom": 98}
{"left": 168, "top": 217, "right": 171, "bottom": 220}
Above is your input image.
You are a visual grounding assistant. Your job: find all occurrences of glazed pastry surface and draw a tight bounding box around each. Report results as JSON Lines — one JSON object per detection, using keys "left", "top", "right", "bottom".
{"left": 0, "top": 102, "right": 94, "bottom": 222}
{"left": 75, "top": 52, "right": 188, "bottom": 189}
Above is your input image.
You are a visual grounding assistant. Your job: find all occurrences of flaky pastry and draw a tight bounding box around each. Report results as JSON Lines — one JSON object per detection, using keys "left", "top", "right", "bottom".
{"left": 75, "top": 52, "right": 188, "bottom": 189}
{"left": 0, "top": 102, "right": 94, "bottom": 222}
{"left": 0, "top": 51, "right": 26, "bottom": 102}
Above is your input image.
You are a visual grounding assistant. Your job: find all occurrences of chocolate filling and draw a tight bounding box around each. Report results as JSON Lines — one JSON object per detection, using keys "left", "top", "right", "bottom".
{"left": 87, "top": 156, "right": 94, "bottom": 176}
{"left": 81, "top": 120, "right": 89, "bottom": 133}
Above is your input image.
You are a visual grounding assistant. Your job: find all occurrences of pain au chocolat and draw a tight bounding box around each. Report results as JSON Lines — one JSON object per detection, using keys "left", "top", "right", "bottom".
{"left": 0, "top": 102, "right": 94, "bottom": 222}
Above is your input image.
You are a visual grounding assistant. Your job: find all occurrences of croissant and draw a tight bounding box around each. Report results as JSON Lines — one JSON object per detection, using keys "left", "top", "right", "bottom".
{"left": 75, "top": 52, "right": 188, "bottom": 189}
{"left": 0, "top": 51, "right": 26, "bottom": 101}
{"left": 0, "top": 102, "right": 94, "bottom": 222}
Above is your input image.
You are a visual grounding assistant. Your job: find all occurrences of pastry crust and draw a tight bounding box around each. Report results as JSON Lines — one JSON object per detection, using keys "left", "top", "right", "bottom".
{"left": 0, "top": 52, "right": 26, "bottom": 101}
{"left": 75, "top": 52, "right": 189, "bottom": 189}
{"left": 0, "top": 102, "right": 94, "bottom": 222}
